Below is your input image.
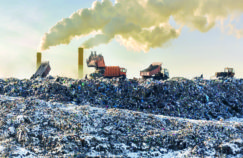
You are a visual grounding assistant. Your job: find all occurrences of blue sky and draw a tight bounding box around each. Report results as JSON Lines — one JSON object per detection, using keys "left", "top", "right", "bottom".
{"left": 0, "top": 0, "right": 243, "bottom": 79}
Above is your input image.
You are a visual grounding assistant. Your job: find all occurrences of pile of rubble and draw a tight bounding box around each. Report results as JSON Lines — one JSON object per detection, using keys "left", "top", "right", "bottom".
{"left": 0, "top": 77, "right": 243, "bottom": 120}
{"left": 0, "top": 95, "right": 243, "bottom": 157}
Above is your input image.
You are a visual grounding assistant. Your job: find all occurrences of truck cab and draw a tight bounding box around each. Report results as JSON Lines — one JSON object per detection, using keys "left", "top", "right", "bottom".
{"left": 120, "top": 68, "right": 127, "bottom": 79}
{"left": 163, "top": 68, "right": 169, "bottom": 79}
{"left": 224, "top": 68, "right": 234, "bottom": 73}
{"left": 120, "top": 68, "right": 127, "bottom": 75}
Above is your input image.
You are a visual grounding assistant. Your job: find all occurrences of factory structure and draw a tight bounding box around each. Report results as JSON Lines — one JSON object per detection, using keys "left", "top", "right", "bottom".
{"left": 78, "top": 47, "right": 84, "bottom": 79}
{"left": 35, "top": 47, "right": 84, "bottom": 79}
{"left": 36, "top": 52, "right": 42, "bottom": 69}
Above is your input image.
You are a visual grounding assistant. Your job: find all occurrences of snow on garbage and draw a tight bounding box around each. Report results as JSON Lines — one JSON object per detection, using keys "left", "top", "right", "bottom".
{"left": 225, "top": 117, "right": 243, "bottom": 123}
{"left": 0, "top": 146, "right": 5, "bottom": 152}
{"left": 0, "top": 77, "right": 243, "bottom": 157}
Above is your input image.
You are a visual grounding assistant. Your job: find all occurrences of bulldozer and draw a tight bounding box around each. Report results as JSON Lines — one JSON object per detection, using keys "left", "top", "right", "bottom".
{"left": 140, "top": 62, "right": 169, "bottom": 80}
{"left": 215, "top": 67, "right": 235, "bottom": 78}
{"left": 86, "top": 51, "right": 127, "bottom": 79}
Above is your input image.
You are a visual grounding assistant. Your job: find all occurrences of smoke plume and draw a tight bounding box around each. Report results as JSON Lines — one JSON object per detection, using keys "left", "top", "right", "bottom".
{"left": 39, "top": 0, "right": 243, "bottom": 52}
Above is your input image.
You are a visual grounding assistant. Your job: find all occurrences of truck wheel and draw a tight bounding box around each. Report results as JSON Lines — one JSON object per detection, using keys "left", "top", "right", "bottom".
{"left": 121, "top": 75, "right": 126, "bottom": 80}
{"left": 142, "top": 76, "right": 146, "bottom": 80}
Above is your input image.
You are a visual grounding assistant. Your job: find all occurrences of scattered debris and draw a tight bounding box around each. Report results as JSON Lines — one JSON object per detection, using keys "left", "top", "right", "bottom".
{"left": 1, "top": 77, "right": 243, "bottom": 120}
{"left": 0, "top": 77, "right": 243, "bottom": 157}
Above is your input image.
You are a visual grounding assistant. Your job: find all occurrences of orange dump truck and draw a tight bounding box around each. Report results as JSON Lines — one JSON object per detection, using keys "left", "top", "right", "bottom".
{"left": 104, "top": 66, "right": 126, "bottom": 78}
{"left": 140, "top": 62, "right": 169, "bottom": 80}
{"left": 87, "top": 52, "right": 127, "bottom": 79}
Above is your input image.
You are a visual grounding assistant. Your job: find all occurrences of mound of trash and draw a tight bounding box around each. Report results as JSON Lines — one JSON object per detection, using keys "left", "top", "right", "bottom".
{"left": 0, "top": 95, "right": 243, "bottom": 157}
{"left": 0, "top": 77, "right": 243, "bottom": 120}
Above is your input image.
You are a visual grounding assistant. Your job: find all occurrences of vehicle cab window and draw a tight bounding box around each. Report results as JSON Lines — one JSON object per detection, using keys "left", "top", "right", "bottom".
{"left": 121, "top": 69, "right": 126, "bottom": 73}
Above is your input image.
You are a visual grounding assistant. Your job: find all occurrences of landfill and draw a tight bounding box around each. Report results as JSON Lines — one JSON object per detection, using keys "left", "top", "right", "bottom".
{"left": 0, "top": 77, "right": 243, "bottom": 157}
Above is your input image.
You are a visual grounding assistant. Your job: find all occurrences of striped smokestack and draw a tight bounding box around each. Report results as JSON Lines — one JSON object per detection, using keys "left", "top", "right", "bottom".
{"left": 37, "top": 52, "right": 42, "bottom": 70}
{"left": 78, "top": 47, "right": 84, "bottom": 79}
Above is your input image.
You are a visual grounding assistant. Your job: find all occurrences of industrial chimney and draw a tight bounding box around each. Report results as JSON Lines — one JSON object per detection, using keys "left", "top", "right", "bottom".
{"left": 78, "top": 47, "right": 84, "bottom": 79}
{"left": 37, "top": 52, "right": 42, "bottom": 70}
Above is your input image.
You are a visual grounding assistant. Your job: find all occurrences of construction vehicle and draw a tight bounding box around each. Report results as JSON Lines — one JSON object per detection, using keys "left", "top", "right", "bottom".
{"left": 31, "top": 62, "right": 51, "bottom": 79}
{"left": 193, "top": 74, "right": 203, "bottom": 80}
{"left": 140, "top": 62, "right": 169, "bottom": 80}
{"left": 86, "top": 52, "right": 127, "bottom": 79}
{"left": 215, "top": 67, "right": 235, "bottom": 78}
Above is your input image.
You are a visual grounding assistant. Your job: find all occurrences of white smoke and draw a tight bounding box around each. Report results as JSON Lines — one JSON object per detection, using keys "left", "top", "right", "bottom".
{"left": 39, "top": 0, "right": 243, "bottom": 52}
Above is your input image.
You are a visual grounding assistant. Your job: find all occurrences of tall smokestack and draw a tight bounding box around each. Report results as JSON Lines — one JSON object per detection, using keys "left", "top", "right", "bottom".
{"left": 37, "top": 52, "right": 42, "bottom": 69}
{"left": 78, "top": 47, "right": 84, "bottom": 79}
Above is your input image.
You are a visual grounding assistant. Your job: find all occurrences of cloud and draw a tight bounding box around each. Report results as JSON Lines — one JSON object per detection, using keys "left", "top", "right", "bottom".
{"left": 39, "top": 0, "right": 243, "bottom": 52}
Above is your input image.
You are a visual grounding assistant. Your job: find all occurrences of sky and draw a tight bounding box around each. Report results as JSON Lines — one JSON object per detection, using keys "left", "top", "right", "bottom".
{"left": 0, "top": 0, "right": 243, "bottom": 79}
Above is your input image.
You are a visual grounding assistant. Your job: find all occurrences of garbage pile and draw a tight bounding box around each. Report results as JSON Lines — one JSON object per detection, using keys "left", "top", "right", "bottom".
{"left": 0, "top": 95, "right": 243, "bottom": 157}
{"left": 0, "top": 77, "right": 243, "bottom": 120}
